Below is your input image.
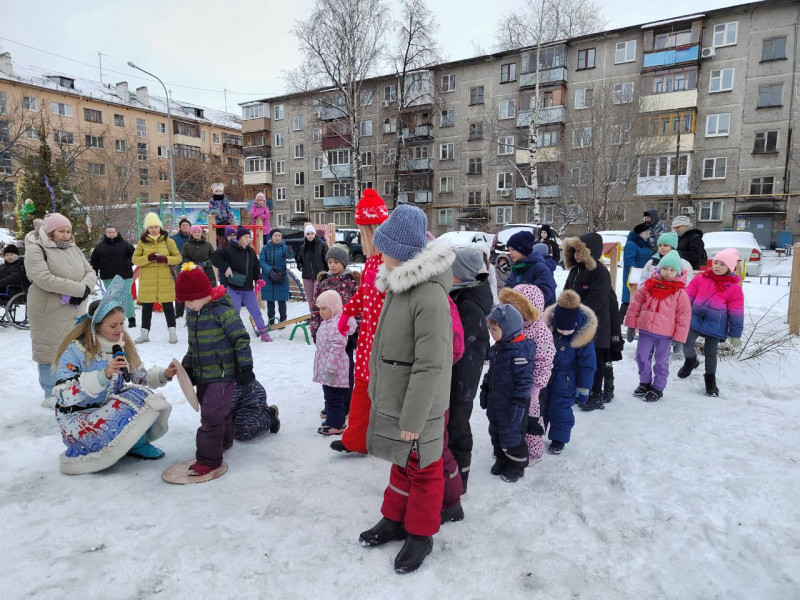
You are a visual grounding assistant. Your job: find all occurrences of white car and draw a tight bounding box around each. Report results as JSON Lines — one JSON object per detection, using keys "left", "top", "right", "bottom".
{"left": 702, "top": 231, "right": 762, "bottom": 276}
{"left": 437, "top": 230, "right": 493, "bottom": 249}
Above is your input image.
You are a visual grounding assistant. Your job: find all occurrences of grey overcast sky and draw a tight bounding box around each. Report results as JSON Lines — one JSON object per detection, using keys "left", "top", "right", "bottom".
{"left": 1, "top": 0, "right": 754, "bottom": 114}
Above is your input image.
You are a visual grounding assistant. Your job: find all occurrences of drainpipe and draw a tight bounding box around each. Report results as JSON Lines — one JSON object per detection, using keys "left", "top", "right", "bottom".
{"left": 783, "top": 12, "right": 799, "bottom": 225}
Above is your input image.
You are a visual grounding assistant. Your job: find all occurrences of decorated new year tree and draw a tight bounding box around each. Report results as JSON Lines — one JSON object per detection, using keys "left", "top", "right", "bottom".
{"left": 14, "top": 137, "right": 71, "bottom": 239}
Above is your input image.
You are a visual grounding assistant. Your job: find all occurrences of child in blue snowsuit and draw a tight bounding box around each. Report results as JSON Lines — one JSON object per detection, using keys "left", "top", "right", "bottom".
{"left": 480, "top": 304, "right": 535, "bottom": 483}
{"left": 540, "top": 289, "right": 597, "bottom": 455}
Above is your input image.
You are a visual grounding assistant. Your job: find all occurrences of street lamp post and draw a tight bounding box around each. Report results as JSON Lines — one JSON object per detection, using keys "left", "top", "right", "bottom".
{"left": 127, "top": 61, "right": 177, "bottom": 223}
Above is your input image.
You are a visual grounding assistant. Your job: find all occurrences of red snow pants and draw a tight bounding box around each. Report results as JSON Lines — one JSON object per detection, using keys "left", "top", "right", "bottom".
{"left": 441, "top": 410, "right": 463, "bottom": 509}
{"left": 341, "top": 378, "right": 370, "bottom": 453}
{"left": 381, "top": 450, "right": 444, "bottom": 537}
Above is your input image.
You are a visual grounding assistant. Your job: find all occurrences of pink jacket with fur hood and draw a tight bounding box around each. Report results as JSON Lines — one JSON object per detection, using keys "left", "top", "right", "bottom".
{"left": 624, "top": 270, "right": 692, "bottom": 343}
{"left": 499, "top": 285, "right": 555, "bottom": 388}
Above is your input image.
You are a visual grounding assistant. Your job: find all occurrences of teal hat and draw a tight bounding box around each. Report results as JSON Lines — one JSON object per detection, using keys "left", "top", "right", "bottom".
{"left": 658, "top": 250, "right": 683, "bottom": 272}
{"left": 657, "top": 231, "right": 679, "bottom": 249}
{"left": 80, "top": 276, "right": 127, "bottom": 337}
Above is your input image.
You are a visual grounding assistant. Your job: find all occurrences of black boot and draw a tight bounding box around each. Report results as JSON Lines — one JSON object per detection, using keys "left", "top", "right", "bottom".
{"left": 394, "top": 534, "right": 433, "bottom": 574}
{"left": 359, "top": 517, "right": 406, "bottom": 547}
{"left": 603, "top": 364, "right": 614, "bottom": 403}
{"left": 704, "top": 374, "right": 719, "bottom": 397}
{"left": 579, "top": 391, "right": 605, "bottom": 412}
{"left": 678, "top": 357, "right": 700, "bottom": 379}
{"left": 128, "top": 317, "right": 136, "bottom": 328}
{"left": 441, "top": 502, "right": 464, "bottom": 524}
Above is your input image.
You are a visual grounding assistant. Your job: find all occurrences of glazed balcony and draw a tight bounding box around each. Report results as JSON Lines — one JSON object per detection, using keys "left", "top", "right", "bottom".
{"left": 322, "top": 164, "right": 353, "bottom": 180}
{"left": 517, "top": 106, "right": 566, "bottom": 128}
{"left": 323, "top": 196, "right": 356, "bottom": 207}
{"left": 642, "top": 45, "right": 700, "bottom": 69}
{"left": 519, "top": 67, "right": 568, "bottom": 89}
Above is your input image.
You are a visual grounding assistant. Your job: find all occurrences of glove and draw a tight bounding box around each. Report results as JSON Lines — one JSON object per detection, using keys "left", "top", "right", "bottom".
{"left": 148, "top": 253, "right": 157, "bottom": 262}
{"left": 155, "top": 255, "right": 168, "bottom": 264}
{"left": 626, "top": 328, "right": 636, "bottom": 343}
{"left": 60, "top": 294, "right": 72, "bottom": 305}
{"left": 254, "top": 279, "right": 266, "bottom": 291}
{"left": 575, "top": 391, "right": 589, "bottom": 405}
{"left": 479, "top": 383, "right": 488, "bottom": 410}
{"left": 68, "top": 295, "right": 84, "bottom": 306}
{"left": 337, "top": 312, "right": 350, "bottom": 336}
{"left": 235, "top": 365, "right": 255, "bottom": 386}
{"left": 526, "top": 418, "right": 545, "bottom": 436}
{"left": 80, "top": 285, "right": 91, "bottom": 300}
{"left": 672, "top": 341, "right": 683, "bottom": 354}
{"left": 730, "top": 337, "right": 741, "bottom": 349}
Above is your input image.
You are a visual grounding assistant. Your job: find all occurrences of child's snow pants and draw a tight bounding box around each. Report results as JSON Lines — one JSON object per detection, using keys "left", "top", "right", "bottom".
{"left": 196, "top": 381, "right": 234, "bottom": 468}
{"left": 381, "top": 448, "right": 444, "bottom": 537}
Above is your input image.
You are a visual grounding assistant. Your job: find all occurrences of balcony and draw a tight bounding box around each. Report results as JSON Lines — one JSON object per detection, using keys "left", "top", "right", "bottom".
{"left": 644, "top": 133, "right": 695, "bottom": 153}
{"left": 173, "top": 133, "right": 201, "bottom": 147}
{"left": 397, "top": 190, "right": 432, "bottom": 204}
{"left": 459, "top": 204, "right": 488, "bottom": 220}
{"left": 639, "top": 89, "right": 698, "bottom": 113}
{"left": 223, "top": 143, "right": 242, "bottom": 155}
{"left": 642, "top": 45, "right": 700, "bottom": 69}
{"left": 243, "top": 144, "right": 271, "bottom": 158}
{"left": 636, "top": 175, "right": 690, "bottom": 196}
{"left": 519, "top": 67, "right": 568, "bottom": 89}
{"left": 322, "top": 134, "right": 352, "bottom": 150}
{"left": 515, "top": 146, "right": 561, "bottom": 164}
{"left": 516, "top": 185, "right": 561, "bottom": 200}
{"left": 243, "top": 171, "right": 273, "bottom": 186}
{"left": 319, "top": 105, "right": 347, "bottom": 121}
{"left": 398, "top": 157, "right": 433, "bottom": 172}
{"left": 322, "top": 164, "right": 353, "bottom": 180}
{"left": 517, "top": 106, "right": 566, "bottom": 128}
{"left": 242, "top": 116, "right": 271, "bottom": 134}
{"left": 323, "top": 196, "right": 356, "bottom": 208}
{"left": 400, "top": 125, "right": 434, "bottom": 141}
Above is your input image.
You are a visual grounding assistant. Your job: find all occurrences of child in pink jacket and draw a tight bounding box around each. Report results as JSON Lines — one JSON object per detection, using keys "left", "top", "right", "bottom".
{"left": 499, "top": 284, "right": 555, "bottom": 464}
{"left": 249, "top": 192, "right": 271, "bottom": 245}
{"left": 314, "top": 290, "right": 356, "bottom": 435}
{"left": 624, "top": 251, "right": 691, "bottom": 402}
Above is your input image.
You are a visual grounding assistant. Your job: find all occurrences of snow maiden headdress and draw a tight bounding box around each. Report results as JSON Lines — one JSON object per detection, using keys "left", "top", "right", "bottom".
{"left": 78, "top": 276, "right": 127, "bottom": 342}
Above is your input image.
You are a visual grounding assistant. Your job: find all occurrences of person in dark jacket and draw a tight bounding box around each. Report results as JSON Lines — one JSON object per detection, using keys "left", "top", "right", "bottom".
{"left": 621, "top": 223, "right": 653, "bottom": 320}
{"left": 259, "top": 229, "right": 293, "bottom": 323}
{"left": 506, "top": 231, "right": 556, "bottom": 307}
{"left": 89, "top": 225, "right": 136, "bottom": 328}
{"left": 211, "top": 226, "right": 270, "bottom": 342}
{"left": 604, "top": 288, "right": 624, "bottom": 403}
{"left": 563, "top": 233, "right": 612, "bottom": 412}
{"left": 295, "top": 224, "right": 328, "bottom": 312}
{"left": 181, "top": 226, "right": 217, "bottom": 286}
{"left": 539, "top": 224, "right": 560, "bottom": 264}
{"left": 446, "top": 246, "right": 493, "bottom": 499}
{"left": 531, "top": 243, "right": 557, "bottom": 272}
{"left": 0, "top": 244, "right": 25, "bottom": 294}
{"left": 480, "top": 303, "right": 535, "bottom": 483}
{"left": 672, "top": 215, "right": 707, "bottom": 271}
{"left": 643, "top": 209, "right": 667, "bottom": 253}
{"left": 170, "top": 218, "right": 192, "bottom": 318}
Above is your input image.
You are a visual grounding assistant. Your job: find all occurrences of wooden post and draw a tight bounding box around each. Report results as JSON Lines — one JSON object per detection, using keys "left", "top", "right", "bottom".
{"left": 208, "top": 213, "right": 217, "bottom": 250}
{"left": 788, "top": 243, "right": 800, "bottom": 335}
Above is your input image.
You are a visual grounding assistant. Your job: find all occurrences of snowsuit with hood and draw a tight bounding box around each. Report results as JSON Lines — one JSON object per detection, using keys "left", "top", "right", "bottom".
{"left": 644, "top": 210, "right": 667, "bottom": 253}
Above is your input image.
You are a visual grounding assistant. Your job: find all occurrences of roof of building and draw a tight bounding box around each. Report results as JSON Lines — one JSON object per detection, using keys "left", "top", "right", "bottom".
{"left": 0, "top": 56, "right": 242, "bottom": 131}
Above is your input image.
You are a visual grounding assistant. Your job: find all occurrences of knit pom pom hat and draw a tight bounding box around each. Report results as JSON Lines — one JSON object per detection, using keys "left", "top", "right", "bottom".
{"left": 657, "top": 231, "right": 679, "bottom": 249}
{"left": 553, "top": 289, "right": 582, "bottom": 331}
{"left": 143, "top": 212, "right": 163, "bottom": 230}
{"left": 316, "top": 289, "right": 343, "bottom": 316}
{"left": 175, "top": 263, "right": 213, "bottom": 302}
{"left": 372, "top": 204, "right": 428, "bottom": 262}
{"left": 43, "top": 212, "right": 72, "bottom": 233}
{"left": 713, "top": 247, "right": 739, "bottom": 273}
{"left": 355, "top": 189, "right": 389, "bottom": 225}
{"left": 658, "top": 250, "right": 683, "bottom": 272}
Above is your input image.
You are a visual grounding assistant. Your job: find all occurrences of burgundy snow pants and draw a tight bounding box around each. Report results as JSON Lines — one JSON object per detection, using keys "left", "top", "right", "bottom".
{"left": 441, "top": 410, "right": 464, "bottom": 509}
{"left": 195, "top": 381, "right": 234, "bottom": 468}
{"left": 381, "top": 450, "right": 444, "bottom": 537}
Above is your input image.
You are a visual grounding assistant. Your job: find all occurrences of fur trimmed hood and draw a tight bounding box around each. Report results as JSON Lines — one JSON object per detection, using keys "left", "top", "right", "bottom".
{"left": 562, "top": 236, "right": 597, "bottom": 271}
{"left": 541, "top": 303, "right": 598, "bottom": 348}
{"left": 317, "top": 269, "right": 361, "bottom": 284}
{"left": 375, "top": 242, "right": 455, "bottom": 294}
{"left": 498, "top": 287, "right": 540, "bottom": 322}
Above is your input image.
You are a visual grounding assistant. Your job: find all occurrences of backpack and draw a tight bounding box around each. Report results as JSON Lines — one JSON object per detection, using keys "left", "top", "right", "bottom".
{"left": 448, "top": 295, "right": 465, "bottom": 365}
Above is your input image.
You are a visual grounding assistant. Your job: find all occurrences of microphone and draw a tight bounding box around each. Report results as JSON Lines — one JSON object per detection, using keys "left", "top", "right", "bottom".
{"left": 111, "top": 344, "right": 131, "bottom": 382}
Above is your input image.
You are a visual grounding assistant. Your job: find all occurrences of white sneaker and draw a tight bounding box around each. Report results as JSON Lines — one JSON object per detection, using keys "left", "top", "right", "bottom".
{"left": 168, "top": 327, "right": 178, "bottom": 344}
{"left": 134, "top": 328, "right": 150, "bottom": 343}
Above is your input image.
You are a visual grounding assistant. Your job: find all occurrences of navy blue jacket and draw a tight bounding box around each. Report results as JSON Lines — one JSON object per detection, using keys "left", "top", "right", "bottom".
{"left": 622, "top": 232, "right": 653, "bottom": 303}
{"left": 480, "top": 336, "right": 535, "bottom": 448}
{"left": 546, "top": 308, "right": 597, "bottom": 398}
{"left": 507, "top": 254, "right": 556, "bottom": 307}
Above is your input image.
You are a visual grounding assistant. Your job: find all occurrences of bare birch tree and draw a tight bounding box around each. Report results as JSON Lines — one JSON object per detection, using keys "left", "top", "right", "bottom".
{"left": 493, "top": 0, "right": 607, "bottom": 51}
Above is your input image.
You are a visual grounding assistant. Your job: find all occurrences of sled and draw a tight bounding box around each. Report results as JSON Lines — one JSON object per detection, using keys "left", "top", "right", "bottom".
{"left": 162, "top": 460, "right": 227, "bottom": 484}
{"left": 267, "top": 314, "right": 312, "bottom": 344}
{"left": 171, "top": 358, "right": 199, "bottom": 412}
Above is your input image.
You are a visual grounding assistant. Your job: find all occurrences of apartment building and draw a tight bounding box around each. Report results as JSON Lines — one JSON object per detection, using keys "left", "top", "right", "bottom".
{"left": 0, "top": 52, "right": 242, "bottom": 228}
{"left": 243, "top": 0, "right": 798, "bottom": 245}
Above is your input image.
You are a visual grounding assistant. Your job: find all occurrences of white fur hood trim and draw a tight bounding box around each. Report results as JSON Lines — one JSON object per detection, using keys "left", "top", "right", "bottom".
{"left": 375, "top": 242, "right": 456, "bottom": 294}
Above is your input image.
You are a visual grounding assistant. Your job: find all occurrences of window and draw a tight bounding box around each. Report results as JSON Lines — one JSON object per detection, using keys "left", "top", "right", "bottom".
{"left": 294, "top": 144, "right": 304, "bottom": 159}
{"left": 383, "top": 150, "right": 397, "bottom": 165}
{"left": 333, "top": 212, "right": 353, "bottom": 227}
{"left": 383, "top": 117, "right": 397, "bottom": 133}
{"left": 25, "top": 126, "right": 38, "bottom": 140}
{"left": 497, "top": 172, "right": 513, "bottom": 190}
{"left": 440, "top": 143, "right": 454, "bottom": 160}
{"left": 713, "top": 22, "right": 738, "bottom": 47}
{"left": 364, "top": 181, "right": 374, "bottom": 190}
{"left": 275, "top": 213, "right": 287, "bottom": 226}
{"left": 570, "top": 167, "right": 589, "bottom": 187}
{"left": 157, "top": 122, "right": 166, "bottom": 134}
{"left": 86, "top": 162, "right": 105, "bottom": 176}
{"left": 245, "top": 157, "right": 268, "bottom": 173}
{"left": 670, "top": 155, "right": 689, "bottom": 175}
{"left": 758, "top": 84, "right": 783, "bottom": 108}
{"left": 360, "top": 89, "right": 374, "bottom": 106}
{"left": 112, "top": 114, "right": 124, "bottom": 127}
{"left": 53, "top": 130, "right": 73, "bottom": 145}
{"left": 615, "top": 40, "right": 636, "bottom": 64}
{"left": 327, "top": 149, "right": 350, "bottom": 165}
{"left": 384, "top": 181, "right": 396, "bottom": 196}
{"left": 274, "top": 104, "right": 284, "bottom": 120}
{"left": 539, "top": 128, "right": 561, "bottom": 147}
{"left": 655, "top": 28, "right": 692, "bottom": 49}
{"left": 83, "top": 108, "right": 102, "bottom": 123}
{"left": 136, "top": 118, "right": 147, "bottom": 138}
{"left": 117, "top": 166, "right": 129, "bottom": 178}
{"left": 539, "top": 167, "right": 560, "bottom": 186}
{"left": 173, "top": 144, "right": 201, "bottom": 159}
{"left": 500, "top": 63, "right": 517, "bottom": 83}
{"left": 294, "top": 198, "right": 306, "bottom": 213}
{"left": 360, "top": 120, "right": 373, "bottom": 137}
{"left": 276, "top": 187, "right": 286, "bottom": 201}
{"left": 294, "top": 171, "right": 305, "bottom": 186}
{"left": 51, "top": 102, "right": 72, "bottom": 117}
{"left": 750, "top": 176, "right": 774, "bottom": 195}
{"left": 709, "top": 68, "right": 734, "bottom": 93}
{"left": 577, "top": 48, "right": 596, "bottom": 70}
{"left": 23, "top": 96, "right": 37, "bottom": 111}
{"left": 438, "top": 209, "right": 453, "bottom": 225}
{"left": 574, "top": 88, "right": 593, "bottom": 109}
{"left": 85, "top": 135, "right": 104, "bottom": 149}
{"left": 648, "top": 111, "right": 694, "bottom": 136}
{"left": 0, "top": 152, "right": 11, "bottom": 175}
{"left": 613, "top": 82, "right": 634, "bottom": 104}
{"left": 706, "top": 113, "right": 730, "bottom": 137}
{"left": 638, "top": 154, "right": 689, "bottom": 177}
{"left": 313, "top": 128, "right": 322, "bottom": 143}
{"left": 498, "top": 100, "right": 515, "bottom": 120}
{"left": 200, "top": 130, "right": 207, "bottom": 143}
{"left": 697, "top": 200, "right": 723, "bottom": 222}
{"left": 495, "top": 206, "right": 513, "bottom": 225}
{"left": 469, "top": 123, "right": 483, "bottom": 141}
{"left": 528, "top": 205, "right": 555, "bottom": 223}
{"left": 158, "top": 170, "right": 168, "bottom": 182}
{"left": 651, "top": 70, "right": 697, "bottom": 94}
{"left": 703, "top": 157, "right": 727, "bottom": 179}
{"left": 572, "top": 127, "right": 592, "bottom": 148}
{"left": 440, "top": 109, "right": 455, "bottom": 127}
{"left": 384, "top": 84, "right": 397, "bottom": 102}
{"left": 242, "top": 103, "right": 265, "bottom": 119}
{"left": 314, "top": 156, "right": 323, "bottom": 171}
{"left": 274, "top": 133, "right": 285, "bottom": 147}
{"left": 609, "top": 164, "right": 630, "bottom": 183}
{"left": 292, "top": 115, "right": 303, "bottom": 131}
{"left": 311, "top": 212, "right": 326, "bottom": 224}
{"left": 467, "top": 191, "right": 482, "bottom": 205}
{"left": 497, "top": 135, "right": 514, "bottom": 155}
{"left": 530, "top": 46, "right": 566, "bottom": 70}
{"left": 137, "top": 142, "right": 148, "bottom": 161}
{"left": 470, "top": 86, "right": 484, "bottom": 105}
{"left": 754, "top": 130, "right": 779, "bottom": 154}
{"left": 213, "top": 133, "right": 220, "bottom": 144}
{"left": 611, "top": 125, "right": 631, "bottom": 145}
{"left": 360, "top": 151, "right": 372, "bottom": 167}
{"left": 139, "top": 168, "right": 149, "bottom": 186}
{"left": 440, "top": 176, "right": 454, "bottom": 193}
{"left": 275, "top": 160, "right": 285, "bottom": 174}
{"left": 441, "top": 74, "right": 456, "bottom": 92}
{"left": 158, "top": 145, "right": 168, "bottom": 157}
{"left": 111, "top": 139, "right": 125, "bottom": 153}
{"left": 468, "top": 157, "right": 482, "bottom": 174}
{"left": 762, "top": 36, "right": 787, "bottom": 61}
{"left": 314, "top": 184, "right": 324, "bottom": 199}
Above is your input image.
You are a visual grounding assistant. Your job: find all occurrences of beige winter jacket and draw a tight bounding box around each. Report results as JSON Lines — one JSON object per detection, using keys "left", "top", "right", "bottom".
{"left": 24, "top": 220, "right": 96, "bottom": 364}
{"left": 367, "top": 242, "right": 455, "bottom": 469}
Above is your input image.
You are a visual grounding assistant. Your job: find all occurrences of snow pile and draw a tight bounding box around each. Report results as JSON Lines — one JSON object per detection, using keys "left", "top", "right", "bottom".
{"left": 0, "top": 227, "right": 18, "bottom": 247}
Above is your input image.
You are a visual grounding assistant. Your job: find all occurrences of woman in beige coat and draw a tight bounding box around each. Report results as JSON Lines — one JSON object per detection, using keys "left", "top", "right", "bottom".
{"left": 24, "top": 213, "right": 96, "bottom": 405}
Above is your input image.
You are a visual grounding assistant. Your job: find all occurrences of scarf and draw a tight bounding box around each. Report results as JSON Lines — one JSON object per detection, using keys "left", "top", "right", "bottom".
{"left": 54, "top": 239, "right": 74, "bottom": 249}
{"left": 643, "top": 276, "right": 685, "bottom": 300}
{"left": 704, "top": 270, "right": 737, "bottom": 292}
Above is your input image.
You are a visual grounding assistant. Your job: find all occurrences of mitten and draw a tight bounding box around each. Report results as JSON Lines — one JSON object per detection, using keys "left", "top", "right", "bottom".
{"left": 147, "top": 253, "right": 157, "bottom": 262}
{"left": 626, "top": 328, "right": 636, "bottom": 343}
{"left": 730, "top": 337, "right": 741, "bottom": 349}
{"left": 68, "top": 295, "right": 84, "bottom": 306}
{"left": 526, "top": 418, "right": 545, "bottom": 436}
{"left": 155, "top": 255, "right": 168, "bottom": 264}
{"left": 575, "top": 391, "right": 589, "bottom": 405}
{"left": 254, "top": 279, "right": 266, "bottom": 291}
{"left": 81, "top": 285, "right": 91, "bottom": 300}
{"left": 235, "top": 365, "right": 255, "bottom": 386}
{"left": 479, "top": 382, "right": 488, "bottom": 410}
{"left": 337, "top": 312, "right": 350, "bottom": 336}
{"left": 60, "top": 294, "right": 72, "bottom": 305}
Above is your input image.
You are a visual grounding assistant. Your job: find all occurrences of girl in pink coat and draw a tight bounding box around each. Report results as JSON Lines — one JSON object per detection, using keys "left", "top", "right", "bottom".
{"left": 249, "top": 192, "right": 271, "bottom": 245}
{"left": 314, "top": 290, "right": 357, "bottom": 435}
{"left": 499, "top": 284, "right": 556, "bottom": 463}
{"left": 624, "top": 251, "right": 691, "bottom": 402}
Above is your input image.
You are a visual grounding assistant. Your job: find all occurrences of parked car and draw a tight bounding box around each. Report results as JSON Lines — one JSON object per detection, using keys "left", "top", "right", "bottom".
{"left": 703, "top": 231, "right": 762, "bottom": 276}
{"left": 491, "top": 223, "right": 562, "bottom": 263}
{"left": 275, "top": 227, "right": 306, "bottom": 256}
{"left": 335, "top": 228, "right": 365, "bottom": 263}
{"left": 436, "top": 230, "right": 493, "bottom": 250}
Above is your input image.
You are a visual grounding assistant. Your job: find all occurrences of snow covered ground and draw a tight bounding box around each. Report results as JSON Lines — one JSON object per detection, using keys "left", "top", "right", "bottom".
{"left": 1, "top": 260, "right": 799, "bottom": 599}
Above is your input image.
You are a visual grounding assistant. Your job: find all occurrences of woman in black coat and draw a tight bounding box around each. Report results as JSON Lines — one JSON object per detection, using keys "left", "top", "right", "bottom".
{"left": 89, "top": 225, "right": 136, "bottom": 327}
{"left": 181, "top": 226, "right": 217, "bottom": 286}
{"left": 295, "top": 226, "right": 328, "bottom": 312}
{"left": 539, "top": 224, "right": 561, "bottom": 264}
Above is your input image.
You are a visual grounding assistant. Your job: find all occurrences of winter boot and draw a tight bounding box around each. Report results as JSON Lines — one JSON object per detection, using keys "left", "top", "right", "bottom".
{"left": 134, "top": 328, "right": 150, "bottom": 344}
{"left": 359, "top": 517, "right": 406, "bottom": 547}
{"left": 330, "top": 440, "right": 352, "bottom": 453}
{"left": 704, "top": 374, "right": 719, "bottom": 397}
{"left": 187, "top": 462, "right": 216, "bottom": 476}
{"left": 490, "top": 457, "right": 503, "bottom": 476}
{"left": 317, "top": 425, "right": 345, "bottom": 436}
{"left": 441, "top": 501, "right": 465, "bottom": 524}
{"left": 268, "top": 405, "right": 281, "bottom": 433}
{"left": 633, "top": 383, "right": 652, "bottom": 398}
{"left": 579, "top": 391, "right": 605, "bottom": 412}
{"left": 603, "top": 364, "right": 615, "bottom": 403}
{"left": 677, "top": 357, "right": 700, "bottom": 379}
{"left": 128, "top": 317, "right": 136, "bottom": 329}
{"left": 394, "top": 534, "right": 433, "bottom": 574}
{"left": 500, "top": 466, "right": 524, "bottom": 483}
{"left": 127, "top": 436, "right": 165, "bottom": 460}
{"left": 643, "top": 388, "right": 664, "bottom": 402}
{"left": 258, "top": 328, "right": 272, "bottom": 342}
{"left": 548, "top": 440, "right": 565, "bottom": 455}
{"left": 168, "top": 327, "right": 178, "bottom": 344}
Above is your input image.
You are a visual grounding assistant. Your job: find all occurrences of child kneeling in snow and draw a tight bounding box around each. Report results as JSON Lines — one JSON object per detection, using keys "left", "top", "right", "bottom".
{"left": 624, "top": 251, "right": 691, "bottom": 402}
{"left": 231, "top": 378, "right": 280, "bottom": 440}
{"left": 314, "top": 289, "right": 356, "bottom": 435}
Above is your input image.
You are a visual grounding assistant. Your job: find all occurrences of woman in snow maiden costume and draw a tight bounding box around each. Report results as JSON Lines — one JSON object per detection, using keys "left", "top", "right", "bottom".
{"left": 678, "top": 248, "right": 744, "bottom": 397}
{"left": 359, "top": 204, "right": 454, "bottom": 574}
{"left": 330, "top": 189, "right": 389, "bottom": 454}
{"left": 25, "top": 213, "right": 97, "bottom": 405}
{"left": 52, "top": 276, "right": 174, "bottom": 475}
